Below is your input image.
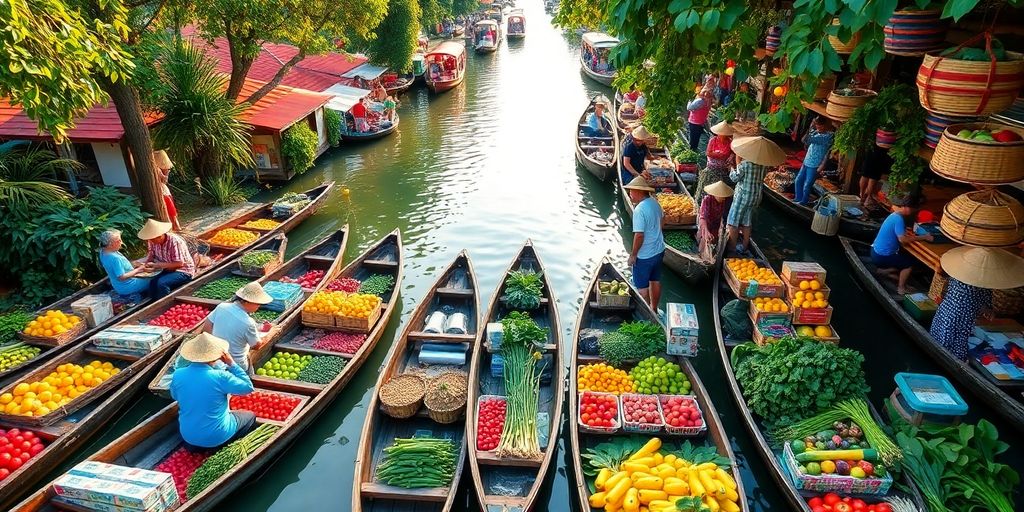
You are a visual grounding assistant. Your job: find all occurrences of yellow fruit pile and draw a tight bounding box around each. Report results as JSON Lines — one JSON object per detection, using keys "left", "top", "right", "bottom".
{"left": 578, "top": 363, "right": 635, "bottom": 395}
{"left": 2, "top": 361, "right": 119, "bottom": 417}
{"left": 303, "top": 291, "right": 347, "bottom": 314}
{"left": 796, "top": 325, "right": 834, "bottom": 338}
{"left": 797, "top": 279, "right": 823, "bottom": 291}
{"left": 207, "top": 228, "right": 259, "bottom": 247}
{"left": 753, "top": 297, "right": 789, "bottom": 313}
{"left": 589, "top": 437, "right": 740, "bottom": 512}
{"left": 240, "top": 218, "right": 281, "bottom": 230}
{"left": 793, "top": 290, "right": 829, "bottom": 309}
{"left": 725, "top": 258, "right": 781, "bottom": 285}
{"left": 335, "top": 293, "right": 381, "bottom": 319}
{"left": 22, "top": 310, "right": 82, "bottom": 338}
{"left": 656, "top": 194, "right": 695, "bottom": 219}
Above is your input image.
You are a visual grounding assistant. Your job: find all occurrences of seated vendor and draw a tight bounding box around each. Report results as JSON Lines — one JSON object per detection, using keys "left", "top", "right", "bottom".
{"left": 583, "top": 101, "right": 612, "bottom": 138}
{"left": 138, "top": 219, "right": 196, "bottom": 299}
{"left": 621, "top": 126, "right": 653, "bottom": 184}
{"left": 171, "top": 333, "right": 256, "bottom": 450}
{"left": 98, "top": 229, "right": 152, "bottom": 299}
{"left": 203, "top": 281, "right": 274, "bottom": 374}
{"left": 870, "top": 196, "right": 932, "bottom": 295}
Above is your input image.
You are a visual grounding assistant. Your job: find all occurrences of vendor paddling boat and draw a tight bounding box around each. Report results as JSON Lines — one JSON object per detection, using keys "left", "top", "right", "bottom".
{"left": 570, "top": 258, "right": 747, "bottom": 512}
{"left": 575, "top": 95, "right": 619, "bottom": 182}
{"left": 425, "top": 42, "right": 467, "bottom": 94}
{"left": 466, "top": 241, "right": 562, "bottom": 511}
{"left": 354, "top": 252, "right": 478, "bottom": 512}
{"left": 15, "top": 231, "right": 403, "bottom": 512}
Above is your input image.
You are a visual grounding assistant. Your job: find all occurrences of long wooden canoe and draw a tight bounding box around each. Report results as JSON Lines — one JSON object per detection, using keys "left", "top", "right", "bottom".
{"left": 16, "top": 230, "right": 404, "bottom": 512}
{"left": 570, "top": 258, "right": 747, "bottom": 512}
{"left": 840, "top": 236, "right": 1024, "bottom": 429}
{"left": 466, "top": 241, "right": 562, "bottom": 512}
{"left": 354, "top": 251, "right": 479, "bottom": 512}
{"left": 146, "top": 228, "right": 351, "bottom": 397}
{"left": 761, "top": 183, "right": 879, "bottom": 241}
{"left": 0, "top": 182, "right": 333, "bottom": 384}
{"left": 575, "top": 95, "right": 619, "bottom": 182}
{"left": 341, "top": 114, "right": 400, "bottom": 142}
{"left": 712, "top": 240, "right": 928, "bottom": 511}
{"left": 618, "top": 148, "right": 712, "bottom": 284}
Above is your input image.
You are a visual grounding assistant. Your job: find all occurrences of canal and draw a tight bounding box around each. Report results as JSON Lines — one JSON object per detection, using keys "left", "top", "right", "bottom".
{"left": 55, "top": 1, "right": 1022, "bottom": 510}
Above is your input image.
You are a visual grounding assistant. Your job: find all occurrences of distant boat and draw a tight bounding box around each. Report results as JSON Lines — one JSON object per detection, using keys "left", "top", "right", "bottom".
{"left": 425, "top": 42, "right": 467, "bottom": 93}
{"left": 580, "top": 32, "right": 619, "bottom": 86}
{"left": 507, "top": 9, "right": 525, "bottom": 39}
{"left": 474, "top": 19, "right": 501, "bottom": 53}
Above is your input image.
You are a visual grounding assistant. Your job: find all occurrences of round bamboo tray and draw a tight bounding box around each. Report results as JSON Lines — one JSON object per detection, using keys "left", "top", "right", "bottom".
{"left": 825, "top": 89, "right": 877, "bottom": 121}
{"left": 993, "top": 286, "right": 1024, "bottom": 316}
{"left": 813, "top": 76, "right": 836, "bottom": 101}
{"left": 916, "top": 50, "right": 1024, "bottom": 116}
{"left": 930, "top": 123, "right": 1024, "bottom": 185}
{"left": 424, "top": 372, "right": 467, "bottom": 424}
{"left": 828, "top": 19, "right": 861, "bottom": 54}
{"left": 940, "top": 189, "right": 1024, "bottom": 248}
{"left": 379, "top": 374, "right": 425, "bottom": 419}
{"left": 884, "top": 9, "right": 947, "bottom": 56}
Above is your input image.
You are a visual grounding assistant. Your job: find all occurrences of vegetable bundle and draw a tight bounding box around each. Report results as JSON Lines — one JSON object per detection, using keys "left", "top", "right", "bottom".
{"left": 599, "top": 321, "right": 665, "bottom": 368}
{"left": 186, "top": 424, "right": 278, "bottom": 498}
{"left": 502, "top": 269, "right": 544, "bottom": 310}
{"left": 0, "top": 311, "right": 34, "bottom": 345}
{"left": 194, "top": 277, "right": 251, "bottom": 301}
{"left": 771, "top": 398, "right": 902, "bottom": 465}
{"left": 496, "top": 311, "right": 546, "bottom": 459}
{"left": 358, "top": 274, "right": 395, "bottom": 296}
{"left": 375, "top": 437, "right": 456, "bottom": 488}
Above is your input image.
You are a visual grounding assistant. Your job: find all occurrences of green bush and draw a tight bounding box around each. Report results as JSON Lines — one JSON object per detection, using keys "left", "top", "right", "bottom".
{"left": 324, "top": 109, "right": 342, "bottom": 147}
{"left": 202, "top": 171, "right": 250, "bottom": 206}
{"left": 281, "top": 123, "right": 319, "bottom": 174}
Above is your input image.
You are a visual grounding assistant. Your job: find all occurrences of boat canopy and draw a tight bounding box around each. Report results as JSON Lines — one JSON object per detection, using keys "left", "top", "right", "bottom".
{"left": 342, "top": 63, "right": 388, "bottom": 81}
{"left": 582, "top": 32, "right": 619, "bottom": 48}
{"left": 476, "top": 19, "right": 499, "bottom": 28}
{"left": 508, "top": 14, "right": 525, "bottom": 22}
{"left": 323, "top": 84, "right": 371, "bottom": 112}
{"left": 426, "top": 41, "right": 467, "bottom": 58}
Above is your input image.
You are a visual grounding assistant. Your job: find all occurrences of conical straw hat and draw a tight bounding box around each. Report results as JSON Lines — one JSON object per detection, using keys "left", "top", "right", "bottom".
{"left": 703, "top": 180, "right": 734, "bottom": 198}
{"left": 631, "top": 125, "right": 654, "bottom": 141}
{"left": 710, "top": 121, "right": 735, "bottom": 136}
{"left": 153, "top": 150, "right": 174, "bottom": 170}
{"left": 731, "top": 136, "right": 786, "bottom": 166}
{"left": 138, "top": 219, "right": 172, "bottom": 240}
{"left": 941, "top": 246, "right": 1024, "bottom": 290}
{"left": 180, "top": 333, "right": 229, "bottom": 363}
{"left": 623, "top": 176, "right": 655, "bottom": 192}
{"left": 235, "top": 281, "right": 273, "bottom": 305}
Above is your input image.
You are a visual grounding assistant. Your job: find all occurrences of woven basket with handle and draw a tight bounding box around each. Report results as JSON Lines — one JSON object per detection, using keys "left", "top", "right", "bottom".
{"left": 828, "top": 18, "right": 860, "bottom": 54}
{"left": 826, "top": 89, "right": 877, "bottom": 121}
{"left": 939, "top": 189, "right": 1024, "bottom": 247}
{"left": 916, "top": 33, "right": 1024, "bottom": 116}
{"left": 930, "top": 123, "right": 1024, "bottom": 184}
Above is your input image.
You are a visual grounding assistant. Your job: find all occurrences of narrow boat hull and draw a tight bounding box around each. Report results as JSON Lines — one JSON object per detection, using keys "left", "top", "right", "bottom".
{"left": 341, "top": 115, "right": 400, "bottom": 141}
{"left": 762, "top": 185, "right": 879, "bottom": 241}
{"left": 428, "top": 75, "right": 465, "bottom": 93}
{"left": 575, "top": 95, "right": 618, "bottom": 182}
{"left": 579, "top": 57, "right": 615, "bottom": 86}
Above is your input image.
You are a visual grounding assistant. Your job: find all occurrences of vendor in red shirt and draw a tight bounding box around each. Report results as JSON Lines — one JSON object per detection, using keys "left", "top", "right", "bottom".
{"left": 351, "top": 97, "right": 369, "bottom": 132}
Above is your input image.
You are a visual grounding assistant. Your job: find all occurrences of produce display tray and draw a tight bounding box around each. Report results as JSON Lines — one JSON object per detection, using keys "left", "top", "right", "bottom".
{"left": 794, "top": 324, "right": 840, "bottom": 344}
{"left": 301, "top": 310, "right": 335, "bottom": 328}
{"left": 620, "top": 393, "right": 663, "bottom": 433}
{"left": 17, "top": 320, "right": 87, "bottom": 347}
{"left": 336, "top": 304, "right": 382, "bottom": 333}
{"left": 748, "top": 301, "right": 793, "bottom": 327}
{"left": 474, "top": 394, "right": 506, "bottom": 455}
{"left": 577, "top": 391, "right": 621, "bottom": 434}
{"left": 790, "top": 305, "right": 834, "bottom": 325}
{"left": 724, "top": 264, "right": 785, "bottom": 299}
{"left": 658, "top": 394, "right": 707, "bottom": 436}
{"left": 230, "top": 388, "right": 309, "bottom": 427}
{"left": 595, "top": 282, "right": 631, "bottom": 308}
{"left": 784, "top": 281, "right": 832, "bottom": 301}
{"left": 782, "top": 443, "right": 892, "bottom": 495}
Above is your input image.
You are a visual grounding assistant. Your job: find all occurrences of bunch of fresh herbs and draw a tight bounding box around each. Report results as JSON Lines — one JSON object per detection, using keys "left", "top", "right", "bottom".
{"left": 598, "top": 321, "right": 665, "bottom": 367}
{"left": 502, "top": 269, "right": 543, "bottom": 310}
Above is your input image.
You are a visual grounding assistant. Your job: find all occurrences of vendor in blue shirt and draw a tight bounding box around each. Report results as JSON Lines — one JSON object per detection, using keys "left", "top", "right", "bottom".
{"left": 870, "top": 196, "right": 932, "bottom": 295}
{"left": 97, "top": 229, "right": 152, "bottom": 298}
{"left": 583, "top": 101, "right": 612, "bottom": 138}
{"left": 624, "top": 176, "right": 666, "bottom": 310}
{"left": 203, "top": 281, "right": 275, "bottom": 374}
{"left": 621, "top": 126, "right": 653, "bottom": 185}
{"left": 170, "top": 333, "right": 256, "bottom": 450}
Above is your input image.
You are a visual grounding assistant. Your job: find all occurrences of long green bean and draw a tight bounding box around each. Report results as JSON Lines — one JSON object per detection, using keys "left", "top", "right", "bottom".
{"left": 185, "top": 424, "right": 278, "bottom": 498}
{"left": 375, "top": 438, "right": 456, "bottom": 488}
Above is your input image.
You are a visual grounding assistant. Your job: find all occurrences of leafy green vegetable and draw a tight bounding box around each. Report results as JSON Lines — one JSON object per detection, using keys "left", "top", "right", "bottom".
{"left": 665, "top": 231, "right": 696, "bottom": 252}
{"left": 498, "top": 311, "right": 546, "bottom": 459}
{"left": 0, "top": 310, "right": 34, "bottom": 345}
{"left": 732, "top": 337, "right": 869, "bottom": 428}
{"left": 771, "top": 398, "right": 902, "bottom": 465}
{"left": 358, "top": 274, "right": 395, "bottom": 296}
{"left": 500, "top": 311, "right": 547, "bottom": 349}
{"left": 502, "top": 269, "right": 543, "bottom": 310}
{"left": 669, "top": 140, "right": 701, "bottom": 164}
{"left": 674, "top": 496, "right": 711, "bottom": 512}
{"left": 598, "top": 321, "right": 665, "bottom": 368}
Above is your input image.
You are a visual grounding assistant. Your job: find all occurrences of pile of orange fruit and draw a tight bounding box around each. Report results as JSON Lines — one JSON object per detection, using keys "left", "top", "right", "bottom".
{"left": 725, "top": 258, "right": 781, "bottom": 285}
{"left": 753, "top": 297, "right": 789, "bottom": 313}
{"left": 793, "top": 289, "right": 829, "bottom": 309}
{"left": 1, "top": 360, "right": 119, "bottom": 417}
{"left": 577, "top": 363, "right": 635, "bottom": 395}
{"left": 240, "top": 218, "right": 281, "bottom": 230}
{"left": 22, "top": 310, "right": 82, "bottom": 338}
{"left": 303, "top": 291, "right": 348, "bottom": 315}
{"left": 334, "top": 293, "right": 381, "bottom": 319}
{"left": 207, "top": 228, "right": 259, "bottom": 247}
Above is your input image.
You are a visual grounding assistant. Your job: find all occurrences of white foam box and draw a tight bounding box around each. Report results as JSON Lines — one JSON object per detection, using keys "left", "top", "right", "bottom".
{"left": 485, "top": 322, "right": 503, "bottom": 352}
{"left": 53, "top": 496, "right": 170, "bottom": 512}
{"left": 53, "top": 473, "right": 165, "bottom": 511}
{"left": 666, "top": 303, "right": 699, "bottom": 357}
{"left": 72, "top": 294, "right": 114, "bottom": 328}
{"left": 104, "top": 325, "right": 174, "bottom": 341}
{"left": 68, "top": 461, "right": 179, "bottom": 509}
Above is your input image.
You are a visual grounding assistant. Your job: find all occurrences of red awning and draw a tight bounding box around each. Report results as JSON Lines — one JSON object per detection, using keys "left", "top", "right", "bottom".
{"left": 0, "top": 99, "right": 161, "bottom": 143}
{"left": 235, "top": 79, "right": 331, "bottom": 131}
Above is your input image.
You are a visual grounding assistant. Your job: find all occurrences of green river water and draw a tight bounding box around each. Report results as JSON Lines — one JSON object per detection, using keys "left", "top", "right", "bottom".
{"left": 51, "top": 1, "right": 1023, "bottom": 510}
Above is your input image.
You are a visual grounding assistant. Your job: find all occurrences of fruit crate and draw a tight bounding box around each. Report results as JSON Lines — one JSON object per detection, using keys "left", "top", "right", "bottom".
{"left": 783, "top": 443, "right": 892, "bottom": 495}
{"left": 474, "top": 394, "right": 506, "bottom": 453}
{"left": 229, "top": 388, "right": 309, "bottom": 427}
{"left": 620, "top": 393, "right": 664, "bottom": 433}
{"left": 577, "top": 391, "right": 621, "bottom": 434}
{"left": 236, "top": 250, "right": 283, "bottom": 277}
{"left": 595, "top": 281, "right": 631, "bottom": 308}
{"left": 784, "top": 281, "right": 832, "bottom": 302}
{"left": 301, "top": 310, "right": 335, "bottom": 329}
{"left": 790, "top": 304, "right": 834, "bottom": 325}
{"left": 723, "top": 262, "right": 785, "bottom": 299}
{"left": 658, "top": 394, "right": 707, "bottom": 436}
{"left": 747, "top": 300, "right": 793, "bottom": 328}
{"left": 17, "top": 319, "right": 87, "bottom": 347}
{"left": 752, "top": 323, "right": 795, "bottom": 346}
{"left": 780, "top": 261, "right": 827, "bottom": 286}
{"left": 334, "top": 302, "right": 382, "bottom": 333}
{"left": 794, "top": 324, "right": 840, "bottom": 344}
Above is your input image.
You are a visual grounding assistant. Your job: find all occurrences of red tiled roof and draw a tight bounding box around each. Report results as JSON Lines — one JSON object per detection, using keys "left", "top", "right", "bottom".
{"left": 0, "top": 100, "right": 162, "bottom": 142}
{"left": 236, "top": 78, "right": 331, "bottom": 131}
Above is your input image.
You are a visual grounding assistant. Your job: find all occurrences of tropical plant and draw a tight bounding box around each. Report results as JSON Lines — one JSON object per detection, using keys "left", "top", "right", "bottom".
{"left": 151, "top": 42, "right": 254, "bottom": 182}
{"left": 325, "top": 108, "right": 343, "bottom": 147}
{"left": 281, "top": 123, "right": 319, "bottom": 174}
{"left": 0, "top": 145, "right": 79, "bottom": 209}
{"left": 364, "top": 0, "right": 421, "bottom": 73}
{"left": 201, "top": 171, "right": 251, "bottom": 206}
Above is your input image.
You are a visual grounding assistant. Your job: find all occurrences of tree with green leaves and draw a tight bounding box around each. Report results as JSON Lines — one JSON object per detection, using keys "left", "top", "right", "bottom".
{"left": 0, "top": 145, "right": 79, "bottom": 209}
{"left": 366, "top": 0, "right": 423, "bottom": 73}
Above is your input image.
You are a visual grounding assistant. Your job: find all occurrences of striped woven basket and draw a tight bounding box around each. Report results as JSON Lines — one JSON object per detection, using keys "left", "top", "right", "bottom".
{"left": 929, "top": 272, "right": 948, "bottom": 303}
{"left": 924, "top": 112, "right": 983, "bottom": 148}
{"left": 884, "top": 9, "right": 947, "bottom": 56}
{"left": 930, "top": 123, "right": 1024, "bottom": 184}
{"left": 916, "top": 34, "right": 1024, "bottom": 116}
{"left": 939, "top": 189, "right": 1024, "bottom": 248}
{"left": 828, "top": 18, "right": 860, "bottom": 54}
{"left": 826, "top": 89, "right": 877, "bottom": 121}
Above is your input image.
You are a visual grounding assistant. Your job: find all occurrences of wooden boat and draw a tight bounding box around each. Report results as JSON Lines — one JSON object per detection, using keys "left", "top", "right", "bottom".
{"left": 384, "top": 73, "right": 416, "bottom": 96}
{"left": 0, "top": 183, "right": 332, "bottom": 385}
{"left": 575, "top": 95, "right": 619, "bottom": 182}
{"left": 15, "top": 231, "right": 404, "bottom": 512}
{"left": 762, "top": 183, "right": 880, "bottom": 241}
{"left": 354, "top": 251, "right": 479, "bottom": 512}
{"left": 580, "top": 32, "right": 618, "bottom": 86}
{"left": 146, "top": 228, "right": 350, "bottom": 397}
{"left": 506, "top": 9, "right": 525, "bottom": 40}
{"left": 425, "top": 42, "right": 467, "bottom": 93}
{"left": 341, "top": 113, "right": 400, "bottom": 142}
{"left": 474, "top": 19, "right": 502, "bottom": 53}
{"left": 618, "top": 146, "right": 712, "bottom": 283}
{"left": 570, "top": 258, "right": 747, "bottom": 512}
{"left": 466, "top": 241, "right": 562, "bottom": 512}
{"left": 712, "top": 240, "right": 928, "bottom": 511}
{"left": 616, "top": 93, "right": 644, "bottom": 135}
{"left": 840, "top": 237, "right": 1024, "bottom": 429}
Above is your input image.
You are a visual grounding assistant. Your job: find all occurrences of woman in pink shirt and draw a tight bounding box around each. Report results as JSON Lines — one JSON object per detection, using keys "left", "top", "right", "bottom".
{"left": 686, "top": 79, "right": 715, "bottom": 151}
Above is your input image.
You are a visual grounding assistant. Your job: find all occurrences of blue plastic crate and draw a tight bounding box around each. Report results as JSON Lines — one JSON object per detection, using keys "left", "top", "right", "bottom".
{"left": 894, "top": 372, "right": 968, "bottom": 419}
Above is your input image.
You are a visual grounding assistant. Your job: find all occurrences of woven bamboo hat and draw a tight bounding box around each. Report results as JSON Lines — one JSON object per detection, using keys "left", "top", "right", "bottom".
{"left": 941, "top": 247, "right": 1024, "bottom": 290}
{"left": 235, "top": 281, "right": 273, "bottom": 305}
{"left": 731, "top": 136, "right": 786, "bottom": 166}
{"left": 153, "top": 150, "right": 174, "bottom": 170}
{"left": 703, "top": 180, "right": 734, "bottom": 198}
{"left": 623, "top": 176, "right": 655, "bottom": 192}
{"left": 180, "top": 333, "right": 229, "bottom": 363}
{"left": 137, "top": 219, "right": 172, "bottom": 240}
{"left": 710, "top": 121, "right": 735, "bottom": 136}
{"left": 631, "top": 125, "right": 654, "bottom": 141}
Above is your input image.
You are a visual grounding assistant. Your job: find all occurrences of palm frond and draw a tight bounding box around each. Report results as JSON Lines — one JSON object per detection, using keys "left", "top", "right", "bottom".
{"left": 0, "top": 145, "right": 83, "bottom": 182}
{"left": 0, "top": 179, "right": 70, "bottom": 209}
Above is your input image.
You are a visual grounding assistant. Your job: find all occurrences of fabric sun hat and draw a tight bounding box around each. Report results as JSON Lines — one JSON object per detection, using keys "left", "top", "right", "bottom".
{"left": 703, "top": 180, "right": 734, "bottom": 198}
{"left": 623, "top": 176, "right": 656, "bottom": 192}
{"left": 941, "top": 247, "right": 1024, "bottom": 290}
{"left": 235, "top": 281, "right": 273, "bottom": 305}
{"left": 180, "top": 332, "right": 229, "bottom": 363}
{"left": 137, "top": 219, "right": 172, "bottom": 240}
{"left": 731, "top": 136, "right": 786, "bottom": 167}
{"left": 710, "top": 121, "right": 735, "bottom": 136}
{"left": 631, "top": 125, "right": 654, "bottom": 141}
{"left": 153, "top": 150, "right": 174, "bottom": 170}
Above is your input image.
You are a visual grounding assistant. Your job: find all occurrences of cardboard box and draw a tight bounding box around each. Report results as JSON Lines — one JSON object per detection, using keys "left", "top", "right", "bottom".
{"left": 780, "top": 261, "right": 827, "bottom": 286}
{"left": 723, "top": 262, "right": 785, "bottom": 299}
{"left": 791, "top": 305, "right": 833, "bottom": 325}
{"left": 793, "top": 324, "right": 840, "bottom": 344}
{"left": 666, "top": 303, "right": 699, "bottom": 356}
{"left": 72, "top": 294, "right": 114, "bottom": 328}
{"left": 53, "top": 496, "right": 170, "bottom": 512}
{"left": 68, "top": 461, "right": 179, "bottom": 508}
{"left": 753, "top": 324, "right": 794, "bottom": 345}
{"left": 53, "top": 473, "right": 165, "bottom": 511}
{"left": 90, "top": 325, "right": 172, "bottom": 353}
{"left": 785, "top": 281, "right": 831, "bottom": 302}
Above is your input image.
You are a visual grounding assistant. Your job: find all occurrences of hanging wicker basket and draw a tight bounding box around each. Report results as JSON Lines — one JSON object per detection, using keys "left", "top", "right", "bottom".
{"left": 875, "top": 129, "right": 899, "bottom": 149}
{"left": 930, "top": 123, "right": 1024, "bottom": 185}
{"left": 826, "top": 89, "right": 877, "bottom": 121}
{"left": 993, "top": 286, "right": 1024, "bottom": 316}
{"left": 940, "top": 189, "right": 1024, "bottom": 248}
{"left": 923, "top": 112, "right": 983, "bottom": 148}
{"left": 929, "top": 272, "right": 948, "bottom": 303}
{"left": 828, "top": 18, "right": 861, "bottom": 54}
{"left": 765, "top": 26, "right": 782, "bottom": 57}
{"left": 884, "top": 9, "right": 947, "bottom": 56}
{"left": 813, "top": 76, "right": 836, "bottom": 101}
{"left": 916, "top": 34, "right": 1024, "bottom": 116}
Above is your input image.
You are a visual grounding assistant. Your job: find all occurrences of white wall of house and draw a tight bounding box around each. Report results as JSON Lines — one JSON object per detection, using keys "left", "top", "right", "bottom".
{"left": 92, "top": 142, "right": 132, "bottom": 187}
{"left": 315, "top": 107, "right": 327, "bottom": 146}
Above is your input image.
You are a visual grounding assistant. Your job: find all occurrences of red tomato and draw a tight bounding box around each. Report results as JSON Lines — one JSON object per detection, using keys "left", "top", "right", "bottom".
{"left": 833, "top": 503, "right": 852, "bottom": 512}
{"left": 851, "top": 499, "right": 867, "bottom": 511}
{"left": 30, "top": 443, "right": 44, "bottom": 456}
{"left": 810, "top": 507, "right": 827, "bottom": 512}
{"left": 0, "top": 468, "right": 8, "bottom": 480}
{"left": 8, "top": 457, "right": 22, "bottom": 470}
{"left": 874, "top": 505, "right": 891, "bottom": 512}
{"left": 824, "top": 494, "right": 842, "bottom": 506}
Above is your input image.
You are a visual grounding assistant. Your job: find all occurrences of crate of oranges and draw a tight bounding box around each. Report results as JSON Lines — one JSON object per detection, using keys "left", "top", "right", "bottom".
{"left": 334, "top": 293, "right": 383, "bottom": 332}
{"left": 301, "top": 291, "right": 345, "bottom": 328}
{"left": 19, "top": 310, "right": 87, "bottom": 346}
{"left": 206, "top": 227, "right": 259, "bottom": 249}
{"left": 0, "top": 359, "right": 121, "bottom": 425}
{"left": 724, "top": 258, "right": 784, "bottom": 299}
{"left": 749, "top": 297, "right": 793, "bottom": 328}
{"left": 787, "top": 279, "right": 833, "bottom": 325}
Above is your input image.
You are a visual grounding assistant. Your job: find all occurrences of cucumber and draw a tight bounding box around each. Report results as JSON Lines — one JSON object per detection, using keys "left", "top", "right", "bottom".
{"left": 794, "top": 448, "right": 878, "bottom": 463}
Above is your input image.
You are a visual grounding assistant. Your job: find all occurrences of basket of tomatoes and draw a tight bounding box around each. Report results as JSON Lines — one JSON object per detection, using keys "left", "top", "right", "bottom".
{"left": 475, "top": 395, "right": 506, "bottom": 452}
{"left": 229, "top": 389, "right": 307, "bottom": 426}
{"left": 578, "top": 391, "right": 620, "bottom": 434}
